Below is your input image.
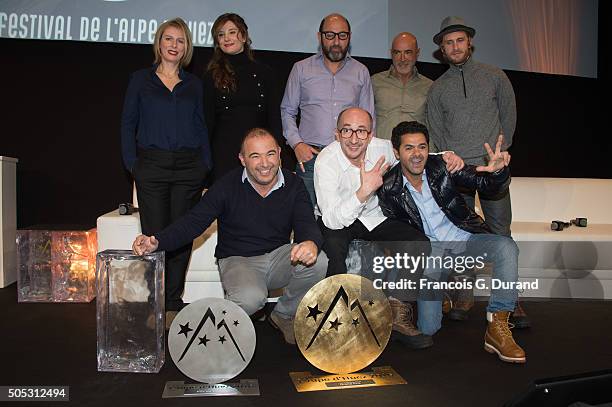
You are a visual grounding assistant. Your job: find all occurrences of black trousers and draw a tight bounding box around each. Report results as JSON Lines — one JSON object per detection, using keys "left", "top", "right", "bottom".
{"left": 318, "top": 218, "right": 430, "bottom": 277}
{"left": 133, "top": 148, "right": 207, "bottom": 311}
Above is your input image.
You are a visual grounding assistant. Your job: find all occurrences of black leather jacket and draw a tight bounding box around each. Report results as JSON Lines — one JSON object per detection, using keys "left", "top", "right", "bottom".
{"left": 377, "top": 155, "right": 510, "bottom": 235}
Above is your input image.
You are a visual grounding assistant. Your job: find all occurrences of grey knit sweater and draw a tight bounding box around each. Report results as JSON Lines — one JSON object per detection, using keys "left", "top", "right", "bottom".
{"left": 426, "top": 57, "right": 516, "bottom": 165}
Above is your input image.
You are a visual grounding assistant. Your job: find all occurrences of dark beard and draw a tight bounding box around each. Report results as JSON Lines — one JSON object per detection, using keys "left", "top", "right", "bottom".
{"left": 323, "top": 44, "right": 348, "bottom": 62}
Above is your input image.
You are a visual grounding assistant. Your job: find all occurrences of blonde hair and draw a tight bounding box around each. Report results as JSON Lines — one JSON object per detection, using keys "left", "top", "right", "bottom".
{"left": 153, "top": 18, "right": 193, "bottom": 67}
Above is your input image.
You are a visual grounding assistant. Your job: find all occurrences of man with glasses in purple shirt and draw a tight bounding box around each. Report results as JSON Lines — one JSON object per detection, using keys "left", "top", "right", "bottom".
{"left": 281, "top": 13, "right": 375, "bottom": 207}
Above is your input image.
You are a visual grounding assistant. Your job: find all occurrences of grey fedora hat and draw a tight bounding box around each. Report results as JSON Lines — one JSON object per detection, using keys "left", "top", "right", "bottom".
{"left": 433, "top": 16, "right": 476, "bottom": 45}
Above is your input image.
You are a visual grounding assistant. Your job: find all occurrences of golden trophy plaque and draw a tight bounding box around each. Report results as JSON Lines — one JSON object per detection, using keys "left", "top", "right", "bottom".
{"left": 291, "top": 275, "right": 405, "bottom": 391}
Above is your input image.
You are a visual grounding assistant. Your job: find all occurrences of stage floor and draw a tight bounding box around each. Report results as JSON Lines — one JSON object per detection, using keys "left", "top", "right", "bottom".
{"left": 1, "top": 284, "right": 610, "bottom": 407}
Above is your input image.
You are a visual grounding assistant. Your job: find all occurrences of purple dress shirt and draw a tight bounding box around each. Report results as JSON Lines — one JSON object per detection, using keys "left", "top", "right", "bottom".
{"left": 281, "top": 52, "right": 375, "bottom": 148}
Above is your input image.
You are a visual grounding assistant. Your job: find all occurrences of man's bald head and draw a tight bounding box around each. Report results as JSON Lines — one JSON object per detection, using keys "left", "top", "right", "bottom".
{"left": 337, "top": 107, "right": 373, "bottom": 131}
{"left": 392, "top": 32, "right": 418, "bottom": 50}
{"left": 240, "top": 128, "right": 279, "bottom": 154}
{"left": 335, "top": 107, "right": 374, "bottom": 166}
{"left": 319, "top": 13, "right": 351, "bottom": 33}
{"left": 390, "top": 32, "right": 420, "bottom": 81}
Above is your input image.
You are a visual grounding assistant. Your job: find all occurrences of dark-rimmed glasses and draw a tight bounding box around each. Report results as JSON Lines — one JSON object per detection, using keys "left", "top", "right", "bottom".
{"left": 338, "top": 127, "right": 370, "bottom": 140}
{"left": 320, "top": 31, "right": 350, "bottom": 41}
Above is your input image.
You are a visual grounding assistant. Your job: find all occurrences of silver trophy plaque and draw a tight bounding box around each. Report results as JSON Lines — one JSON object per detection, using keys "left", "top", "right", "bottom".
{"left": 168, "top": 298, "right": 256, "bottom": 384}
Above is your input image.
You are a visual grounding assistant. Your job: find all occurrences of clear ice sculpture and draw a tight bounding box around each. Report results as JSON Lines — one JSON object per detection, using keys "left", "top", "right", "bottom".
{"left": 96, "top": 250, "right": 165, "bottom": 373}
{"left": 17, "top": 229, "right": 97, "bottom": 302}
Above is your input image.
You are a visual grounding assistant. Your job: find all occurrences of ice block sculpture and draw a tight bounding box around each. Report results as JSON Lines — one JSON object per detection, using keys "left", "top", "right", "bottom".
{"left": 96, "top": 250, "right": 165, "bottom": 373}
{"left": 17, "top": 229, "right": 97, "bottom": 302}
{"left": 345, "top": 239, "right": 384, "bottom": 278}
{"left": 51, "top": 230, "right": 97, "bottom": 302}
{"left": 17, "top": 230, "right": 53, "bottom": 302}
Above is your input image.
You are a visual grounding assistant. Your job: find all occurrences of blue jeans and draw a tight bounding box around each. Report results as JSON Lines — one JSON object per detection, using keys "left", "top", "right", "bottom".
{"left": 462, "top": 189, "right": 512, "bottom": 237}
{"left": 296, "top": 157, "right": 317, "bottom": 208}
{"left": 417, "top": 234, "right": 519, "bottom": 335}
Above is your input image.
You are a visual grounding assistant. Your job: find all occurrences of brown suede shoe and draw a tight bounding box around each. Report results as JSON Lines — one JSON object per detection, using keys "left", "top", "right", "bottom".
{"left": 442, "top": 292, "right": 452, "bottom": 314}
{"left": 165, "top": 311, "right": 178, "bottom": 330}
{"left": 484, "top": 311, "right": 526, "bottom": 363}
{"left": 388, "top": 297, "right": 433, "bottom": 349}
{"left": 146, "top": 313, "right": 157, "bottom": 330}
{"left": 510, "top": 300, "right": 531, "bottom": 329}
{"left": 269, "top": 311, "right": 296, "bottom": 345}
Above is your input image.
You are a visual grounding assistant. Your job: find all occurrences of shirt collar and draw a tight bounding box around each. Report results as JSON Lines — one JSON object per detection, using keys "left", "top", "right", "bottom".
{"left": 403, "top": 169, "right": 427, "bottom": 193}
{"left": 151, "top": 64, "right": 188, "bottom": 81}
{"left": 449, "top": 55, "right": 474, "bottom": 71}
{"left": 316, "top": 51, "right": 352, "bottom": 72}
{"left": 242, "top": 167, "right": 285, "bottom": 197}
{"left": 335, "top": 140, "right": 378, "bottom": 172}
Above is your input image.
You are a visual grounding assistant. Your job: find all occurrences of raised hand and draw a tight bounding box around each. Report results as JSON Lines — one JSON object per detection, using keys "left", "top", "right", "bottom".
{"left": 132, "top": 235, "right": 159, "bottom": 255}
{"left": 290, "top": 240, "right": 319, "bottom": 266}
{"left": 476, "top": 135, "right": 511, "bottom": 173}
{"left": 356, "top": 156, "right": 390, "bottom": 203}
{"left": 442, "top": 151, "right": 465, "bottom": 173}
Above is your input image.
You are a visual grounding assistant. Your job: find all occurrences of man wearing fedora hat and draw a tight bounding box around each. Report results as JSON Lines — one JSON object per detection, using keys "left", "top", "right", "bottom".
{"left": 426, "top": 16, "right": 530, "bottom": 328}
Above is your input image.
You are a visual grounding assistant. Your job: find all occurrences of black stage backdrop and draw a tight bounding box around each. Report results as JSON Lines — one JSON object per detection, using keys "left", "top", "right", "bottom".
{"left": 0, "top": 34, "right": 606, "bottom": 229}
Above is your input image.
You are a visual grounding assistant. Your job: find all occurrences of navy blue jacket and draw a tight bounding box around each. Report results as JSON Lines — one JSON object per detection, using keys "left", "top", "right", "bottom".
{"left": 121, "top": 65, "right": 212, "bottom": 172}
{"left": 156, "top": 168, "right": 323, "bottom": 259}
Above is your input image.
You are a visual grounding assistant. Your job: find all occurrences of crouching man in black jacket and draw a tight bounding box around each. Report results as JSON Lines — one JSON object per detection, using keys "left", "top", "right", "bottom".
{"left": 377, "top": 121, "right": 526, "bottom": 363}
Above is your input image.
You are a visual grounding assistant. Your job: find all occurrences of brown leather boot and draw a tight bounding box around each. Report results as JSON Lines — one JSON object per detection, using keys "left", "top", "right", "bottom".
{"left": 388, "top": 297, "right": 433, "bottom": 349}
{"left": 269, "top": 310, "right": 296, "bottom": 345}
{"left": 447, "top": 285, "right": 474, "bottom": 321}
{"left": 510, "top": 300, "right": 531, "bottom": 329}
{"left": 442, "top": 292, "right": 452, "bottom": 314}
{"left": 484, "top": 311, "right": 526, "bottom": 363}
{"left": 165, "top": 311, "right": 178, "bottom": 330}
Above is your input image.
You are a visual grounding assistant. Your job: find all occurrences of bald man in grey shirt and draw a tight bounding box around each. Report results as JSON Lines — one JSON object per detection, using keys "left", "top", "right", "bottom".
{"left": 372, "top": 32, "right": 432, "bottom": 140}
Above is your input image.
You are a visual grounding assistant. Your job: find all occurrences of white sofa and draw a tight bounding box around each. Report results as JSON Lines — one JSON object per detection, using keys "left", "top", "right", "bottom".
{"left": 98, "top": 177, "right": 612, "bottom": 302}
{"left": 474, "top": 177, "right": 612, "bottom": 299}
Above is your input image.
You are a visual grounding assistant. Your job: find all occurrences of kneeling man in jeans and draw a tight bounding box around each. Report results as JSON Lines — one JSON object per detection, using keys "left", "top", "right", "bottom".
{"left": 377, "top": 121, "right": 526, "bottom": 363}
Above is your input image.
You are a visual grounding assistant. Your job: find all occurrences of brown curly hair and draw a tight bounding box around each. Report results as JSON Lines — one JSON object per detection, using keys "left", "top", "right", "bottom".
{"left": 206, "top": 13, "right": 254, "bottom": 92}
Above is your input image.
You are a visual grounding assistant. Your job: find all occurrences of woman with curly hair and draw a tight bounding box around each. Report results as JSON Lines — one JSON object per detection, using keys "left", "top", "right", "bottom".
{"left": 203, "top": 13, "right": 282, "bottom": 182}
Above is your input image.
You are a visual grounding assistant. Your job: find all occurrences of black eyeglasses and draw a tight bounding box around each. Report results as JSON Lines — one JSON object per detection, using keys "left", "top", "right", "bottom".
{"left": 338, "top": 128, "right": 370, "bottom": 140}
{"left": 320, "top": 31, "right": 350, "bottom": 41}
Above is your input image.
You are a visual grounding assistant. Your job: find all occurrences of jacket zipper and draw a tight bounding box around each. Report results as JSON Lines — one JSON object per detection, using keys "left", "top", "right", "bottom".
{"left": 460, "top": 68, "right": 467, "bottom": 98}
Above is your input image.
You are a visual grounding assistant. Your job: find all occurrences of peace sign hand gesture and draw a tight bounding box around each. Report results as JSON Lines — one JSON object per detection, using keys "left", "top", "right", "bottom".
{"left": 356, "top": 156, "right": 390, "bottom": 203}
{"left": 475, "top": 135, "right": 511, "bottom": 173}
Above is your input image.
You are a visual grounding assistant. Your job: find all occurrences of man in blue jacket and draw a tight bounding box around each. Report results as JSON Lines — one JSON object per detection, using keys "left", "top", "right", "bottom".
{"left": 377, "top": 121, "right": 526, "bottom": 363}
